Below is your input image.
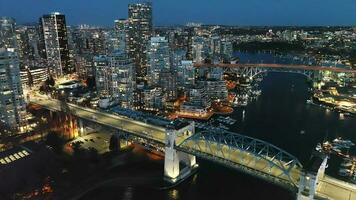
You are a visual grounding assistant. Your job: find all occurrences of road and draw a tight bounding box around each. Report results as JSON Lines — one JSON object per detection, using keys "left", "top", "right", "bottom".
{"left": 194, "top": 63, "right": 356, "bottom": 73}
{"left": 29, "top": 95, "right": 167, "bottom": 144}
{"left": 316, "top": 175, "right": 356, "bottom": 200}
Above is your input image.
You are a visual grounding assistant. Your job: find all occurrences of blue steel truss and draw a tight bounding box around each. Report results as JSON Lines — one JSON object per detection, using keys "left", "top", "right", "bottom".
{"left": 177, "top": 130, "right": 303, "bottom": 188}
{"left": 225, "top": 66, "right": 316, "bottom": 79}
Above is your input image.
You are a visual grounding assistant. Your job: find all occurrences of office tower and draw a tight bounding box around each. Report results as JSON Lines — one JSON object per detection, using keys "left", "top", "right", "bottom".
{"left": 115, "top": 19, "right": 128, "bottom": 52}
{"left": 0, "top": 17, "right": 17, "bottom": 50}
{"left": 94, "top": 51, "right": 136, "bottom": 108}
{"left": 39, "top": 12, "right": 71, "bottom": 77}
{"left": 177, "top": 60, "right": 195, "bottom": 87}
{"left": 128, "top": 2, "right": 153, "bottom": 79}
{"left": 0, "top": 49, "right": 27, "bottom": 132}
{"left": 147, "top": 37, "right": 170, "bottom": 86}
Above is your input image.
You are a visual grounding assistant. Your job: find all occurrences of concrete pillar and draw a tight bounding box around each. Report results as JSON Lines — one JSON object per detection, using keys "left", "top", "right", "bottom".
{"left": 297, "top": 172, "right": 317, "bottom": 200}
{"left": 164, "top": 129, "right": 180, "bottom": 182}
{"left": 178, "top": 151, "right": 196, "bottom": 167}
{"left": 316, "top": 155, "right": 328, "bottom": 181}
{"left": 77, "top": 118, "right": 84, "bottom": 136}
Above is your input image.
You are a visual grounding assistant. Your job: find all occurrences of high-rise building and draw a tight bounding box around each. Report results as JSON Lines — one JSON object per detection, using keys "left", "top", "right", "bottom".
{"left": 147, "top": 37, "right": 170, "bottom": 86}
{"left": 39, "top": 12, "right": 72, "bottom": 77}
{"left": 199, "top": 79, "right": 228, "bottom": 101}
{"left": 94, "top": 51, "right": 136, "bottom": 108}
{"left": 181, "top": 85, "right": 211, "bottom": 114}
{"left": 0, "top": 49, "right": 27, "bottom": 132}
{"left": 171, "top": 49, "right": 187, "bottom": 70}
{"left": 0, "top": 17, "right": 17, "bottom": 50}
{"left": 209, "top": 35, "right": 221, "bottom": 59}
{"left": 220, "top": 38, "right": 233, "bottom": 62}
{"left": 128, "top": 2, "right": 153, "bottom": 79}
{"left": 114, "top": 19, "right": 128, "bottom": 52}
{"left": 159, "top": 69, "right": 177, "bottom": 101}
{"left": 177, "top": 60, "right": 195, "bottom": 87}
{"left": 142, "top": 87, "right": 163, "bottom": 111}
{"left": 192, "top": 36, "right": 208, "bottom": 63}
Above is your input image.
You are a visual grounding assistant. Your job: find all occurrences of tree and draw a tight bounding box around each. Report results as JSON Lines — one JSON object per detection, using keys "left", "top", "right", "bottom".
{"left": 109, "top": 135, "right": 119, "bottom": 153}
{"left": 46, "top": 75, "right": 55, "bottom": 87}
{"left": 45, "top": 131, "right": 64, "bottom": 154}
{"left": 86, "top": 76, "right": 96, "bottom": 90}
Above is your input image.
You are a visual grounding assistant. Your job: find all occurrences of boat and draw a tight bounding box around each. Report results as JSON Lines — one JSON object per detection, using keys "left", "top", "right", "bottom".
{"left": 341, "top": 160, "right": 353, "bottom": 168}
{"left": 333, "top": 137, "right": 355, "bottom": 148}
{"left": 338, "top": 168, "right": 352, "bottom": 176}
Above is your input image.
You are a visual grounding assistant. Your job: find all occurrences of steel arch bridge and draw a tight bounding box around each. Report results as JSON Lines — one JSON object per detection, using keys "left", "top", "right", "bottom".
{"left": 176, "top": 131, "right": 303, "bottom": 190}
{"left": 224, "top": 66, "right": 316, "bottom": 79}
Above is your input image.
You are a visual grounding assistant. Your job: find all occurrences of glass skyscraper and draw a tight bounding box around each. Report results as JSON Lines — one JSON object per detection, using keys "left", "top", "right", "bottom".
{"left": 39, "top": 12, "right": 71, "bottom": 77}
{"left": 0, "top": 49, "right": 27, "bottom": 132}
{"left": 128, "top": 2, "right": 153, "bottom": 79}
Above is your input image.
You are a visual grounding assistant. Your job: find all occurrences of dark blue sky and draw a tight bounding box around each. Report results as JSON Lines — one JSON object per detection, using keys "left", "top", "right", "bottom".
{"left": 1, "top": 0, "right": 355, "bottom": 26}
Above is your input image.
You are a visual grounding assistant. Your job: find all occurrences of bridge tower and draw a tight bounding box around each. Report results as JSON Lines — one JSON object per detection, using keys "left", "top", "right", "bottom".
{"left": 297, "top": 153, "right": 328, "bottom": 199}
{"left": 164, "top": 121, "right": 198, "bottom": 183}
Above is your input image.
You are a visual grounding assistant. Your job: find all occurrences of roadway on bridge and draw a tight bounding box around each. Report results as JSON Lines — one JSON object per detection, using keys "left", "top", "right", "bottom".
{"left": 179, "top": 138, "right": 302, "bottom": 187}
{"left": 29, "top": 95, "right": 167, "bottom": 144}
{"left": 194, "top": 63, "right": 356, "bottom": 73}
{"left": 316, "top": 175, "right": 356, "bottom": 200}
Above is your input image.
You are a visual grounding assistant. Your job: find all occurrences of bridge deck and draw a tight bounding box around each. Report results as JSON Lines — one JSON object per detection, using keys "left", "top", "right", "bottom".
{"left": 194, "top": 63, "right": 356, "bottom": 73}
{"left": 29, "top": 95, "right": 167, "bottom": 144}
{"left": 316, "top": 175, "right": 356, "bottom": 200}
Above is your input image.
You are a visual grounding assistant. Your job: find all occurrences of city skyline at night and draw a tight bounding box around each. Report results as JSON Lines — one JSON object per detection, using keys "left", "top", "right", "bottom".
{"left": 1, "top": 1, "right": 356, "bottom": 200}
{"left": 0, "top": 0, "right": 356, "bottom": 26}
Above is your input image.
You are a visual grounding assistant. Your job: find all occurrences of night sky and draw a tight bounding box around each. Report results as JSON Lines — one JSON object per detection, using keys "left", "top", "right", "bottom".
{"left": 0, "top": 0, "right": 355, "bottom": 26}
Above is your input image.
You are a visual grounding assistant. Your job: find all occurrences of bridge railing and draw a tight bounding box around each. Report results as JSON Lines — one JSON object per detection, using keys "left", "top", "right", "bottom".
{"left": 178, "top": 130, "right": 303, "bottom": 187}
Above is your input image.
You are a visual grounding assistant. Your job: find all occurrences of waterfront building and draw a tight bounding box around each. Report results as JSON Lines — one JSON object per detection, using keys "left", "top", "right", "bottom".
{"left": 0, "top": 17, "right": 17, "bottom": 50}
{"left": 147, "top": 37, "right": 170, "bottom": 86}
{"left": 177, "top": 60, "right": 195, "bottom": 87}
{"left": 128, "top": 2, "right": 153, "bottom": 79}
{"left": 220, "top": 38, "right": 233, "bottom": 62}
{"left": 181, "top": 85, "right": 211, "bottom": 114}
{"left": 94, "top": 51, "right": 136, "bottom": 108}
{"left": 38, "top": 12, "right": 72, "bottom": 77}
{"left": 207, "top": 67, "right": 224, "bottom": 80}
{"left": 199, "top": 79, "right": 228, "bottom": 101}
{"left": 0, "top": 49, "right": 27, "bottom": 132}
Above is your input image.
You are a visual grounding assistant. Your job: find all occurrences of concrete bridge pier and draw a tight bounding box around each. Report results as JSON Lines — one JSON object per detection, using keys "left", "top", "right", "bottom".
{"left": 297, "top": 154, "right": 329, "bottom": 200}
{"left": 164, "top": 127, "right": 198, "bottom": 184}
{"left": 77, "top": 118, "right": 85, "bottom": 136}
